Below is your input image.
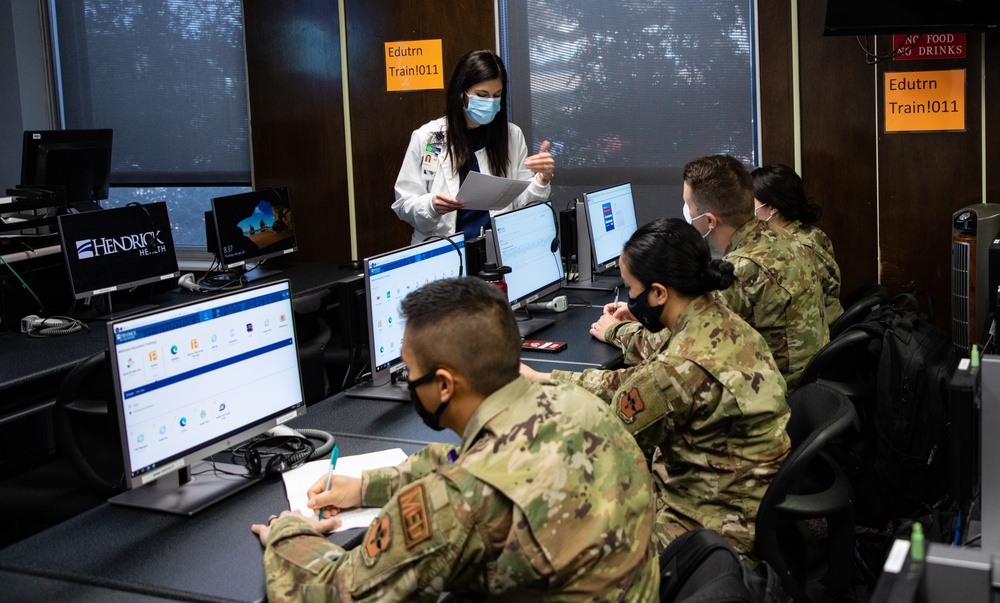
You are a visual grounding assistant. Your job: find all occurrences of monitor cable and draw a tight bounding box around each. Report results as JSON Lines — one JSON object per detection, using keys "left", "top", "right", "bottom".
{"left": 423, "top": 234, "right": 464, "bottom": 277}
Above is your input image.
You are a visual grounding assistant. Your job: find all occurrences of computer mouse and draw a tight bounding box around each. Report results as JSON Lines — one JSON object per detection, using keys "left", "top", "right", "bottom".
{"left": 339, "top": 260, "right": 363, "bottom": 271}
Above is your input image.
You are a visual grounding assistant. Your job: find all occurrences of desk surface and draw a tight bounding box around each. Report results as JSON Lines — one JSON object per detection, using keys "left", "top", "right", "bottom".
{"left": 0, "top": 262, "right": 358, "bottom": 397}
{"left": 0, "top": 394, "right": 459, "bottom": 603}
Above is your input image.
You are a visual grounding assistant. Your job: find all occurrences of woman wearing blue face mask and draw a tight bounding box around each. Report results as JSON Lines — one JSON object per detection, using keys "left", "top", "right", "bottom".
{"left": 520, "top": 218, "right": 791, "bottom": 556}
{"left": 392, "top": 49, "right": 555, "bottom": 243}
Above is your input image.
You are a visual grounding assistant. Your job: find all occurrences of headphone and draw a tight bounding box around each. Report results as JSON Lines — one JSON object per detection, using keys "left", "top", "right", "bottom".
{"left": 241, "top": 429, "right": 335, "bottom": 478}
{"left": 178, "top": 273, "right": 201, "bottom": 292}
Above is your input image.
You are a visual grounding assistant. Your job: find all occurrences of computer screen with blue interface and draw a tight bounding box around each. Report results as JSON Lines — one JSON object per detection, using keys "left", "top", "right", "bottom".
{"left": 108, "top": 280, "right": 304, "bottom": 514}
{"left": 365, "top": 235, "right": 465, "bottom": 387}
{"left": 492, "top": 202, "right": 564, "bottom": 309}
{"left": 584, "top": 182, "right": 638, "bottom": 270}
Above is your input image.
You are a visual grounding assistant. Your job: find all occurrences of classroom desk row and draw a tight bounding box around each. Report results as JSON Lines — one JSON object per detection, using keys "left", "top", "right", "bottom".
{"left": 0, "top": 280, "right": 624, "bottom": 602}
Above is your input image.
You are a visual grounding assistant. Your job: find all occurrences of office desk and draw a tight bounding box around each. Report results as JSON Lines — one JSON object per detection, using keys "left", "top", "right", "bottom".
{"left": 0, "top": 262, "right": 358, "bottom": 410}
{"left": 0, "top": 394, "right": 460, "bottom": 603}
{"left": 518, "top": 292, "right": 623, "bottom": 371}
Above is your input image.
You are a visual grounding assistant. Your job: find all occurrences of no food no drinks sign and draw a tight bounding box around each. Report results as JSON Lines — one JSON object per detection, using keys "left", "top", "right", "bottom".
{"left": 884, "top": 69, "right": 965, "bottom": 133}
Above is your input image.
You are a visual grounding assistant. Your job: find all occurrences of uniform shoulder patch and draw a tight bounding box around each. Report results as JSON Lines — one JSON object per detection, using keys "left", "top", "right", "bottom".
{"left": 619, "top": 387, "right": 645, "bottom": 422}
{"left": 397, "top": 482, "right": 433, "bottom": 549}
{"left": 362, "top": 514, "right": 392, "bottom": 567}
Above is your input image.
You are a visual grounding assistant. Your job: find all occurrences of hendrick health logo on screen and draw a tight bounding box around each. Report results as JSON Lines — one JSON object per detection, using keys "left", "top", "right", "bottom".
{"left": 74, "top": 230, "right": 168, "bottom": 261}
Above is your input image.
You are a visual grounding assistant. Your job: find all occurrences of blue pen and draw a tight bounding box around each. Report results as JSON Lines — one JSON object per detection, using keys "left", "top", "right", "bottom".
{"left": 317, "top": 445, "right": 340, "bottom": 520}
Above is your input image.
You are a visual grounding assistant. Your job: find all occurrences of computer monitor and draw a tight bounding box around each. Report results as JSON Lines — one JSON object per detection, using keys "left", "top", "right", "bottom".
{"left": 57, "top": 202, "right": 180, "bottom": 318}
{"left": 209, "top": 187, "right": 297, "bottom": 280}
{"left": 348, "top": 235, "right": 465, "bottom": 400}
{"left": 107, "top": 280, "right": 305, "bottom": 515}
{"left": 583, "top": 182, "right": 638, "bottom": 273}
{"left": 20, "top": 129, "right": 113, "bottom": 210}
{"left": 491, "top": 202, "right": 563, "bottom": 337}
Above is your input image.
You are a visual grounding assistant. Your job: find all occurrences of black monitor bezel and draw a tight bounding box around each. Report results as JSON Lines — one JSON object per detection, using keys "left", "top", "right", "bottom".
{"left": 56, "top": 201, "right": 181, "bottom": 300}
{"left": 20, "top": 129, "right": 113, "bottom": 206}
{"left": 209, "top": 187, "right": 297, "bottom": 270}
{"left": 490, "top": 202, "right": 565, "bottom": 310}
{"left": 582, "top": 182, "right": 637, "bottom": 273}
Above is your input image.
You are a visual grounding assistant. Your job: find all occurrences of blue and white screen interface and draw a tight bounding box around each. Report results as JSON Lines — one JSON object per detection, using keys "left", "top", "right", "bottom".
{"left": 368, "top": 236, "right": 465, "bottom": 372}
{"left": 494, "top": 203, "right": 564, "bottom": 305}
{"left": 111, "top": 281, "right": 302, "bottom": 479}
{"left": 586, "top": 183, "right": 638, "bottom": 267}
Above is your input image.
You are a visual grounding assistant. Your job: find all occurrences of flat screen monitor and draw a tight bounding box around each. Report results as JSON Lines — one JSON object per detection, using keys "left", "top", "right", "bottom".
{"left": 491, "top": 202, "right": 565, "bottom": 311}
{"left": 56, "top": 201, "right": 180, "bottom": 302}
{"left": 107, "top": 280, "right": 305, "bottom": 514}
{"left": 364, "top": 235, "right": 465, "bottom": 388}
{"left": 583, "top": 182, "right": 638, "bottom": 272}
{"left": 209, "top": 187, "right": 297, "bottom": 275}
{"left": 20, "top": 129, "right": 113, "bottom": 209}
{"left": 824, "top": 0, "right": 1000, "bottom": 35}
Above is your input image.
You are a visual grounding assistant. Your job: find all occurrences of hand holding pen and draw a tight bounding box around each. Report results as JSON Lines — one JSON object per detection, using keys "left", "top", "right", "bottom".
{"left": 306, "top": 446, "right": 363, "bottom": 521}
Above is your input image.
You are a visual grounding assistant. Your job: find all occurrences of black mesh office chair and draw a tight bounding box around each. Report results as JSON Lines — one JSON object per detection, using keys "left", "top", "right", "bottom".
{"left": 754, "top": 383, "right": 859, "bottom": 603}
{"left": 829, "top": 286, "right": 889, "bottom": 339}
{"left": 52, "top": 351, "right": 126, "bottom": 496}
{"left": 292, "top": 288, "right": 333, "bottom": 405}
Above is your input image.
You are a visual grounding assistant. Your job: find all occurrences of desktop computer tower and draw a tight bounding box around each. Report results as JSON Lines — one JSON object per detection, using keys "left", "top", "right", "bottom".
{"left": 951, "top": 204, "right": 1000, "bottom": 355}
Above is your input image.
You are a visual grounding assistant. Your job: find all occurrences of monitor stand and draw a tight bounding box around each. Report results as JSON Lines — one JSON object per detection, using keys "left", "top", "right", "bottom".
{"left": 242, "top": 264, "right": 284, "bottom": 282}
{"left": 78, "top": 294, "right": 157, "bottom": 321}
{"left": 110, "top": 461, "right": 261, "bottom": 516}
{"left": 562, "top": 274, "right": 621, "bottom": 292}
{"left": 346, "top": 380, "right": 411, "bottom": 402}
{"left": 517, "top": 317, "right": 555, "bottom": 338}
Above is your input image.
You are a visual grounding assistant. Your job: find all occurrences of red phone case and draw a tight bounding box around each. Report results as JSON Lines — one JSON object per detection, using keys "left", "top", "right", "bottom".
{"left": 521, "top": 340, "right": 567, "bottom": 353}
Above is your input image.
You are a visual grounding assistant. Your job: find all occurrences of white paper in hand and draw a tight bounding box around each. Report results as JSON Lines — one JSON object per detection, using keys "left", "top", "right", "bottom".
{"left": 281, "top": 448, "right": 408, "bottom": 532}
{"left": 455, "top": 171, "right": 531, "bottom": 211}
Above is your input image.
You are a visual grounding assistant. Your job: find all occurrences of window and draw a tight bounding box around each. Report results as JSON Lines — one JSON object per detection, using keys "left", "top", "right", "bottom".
{"left": 501, "top": 0, "right": 758, "bottom": 222}
{"left": 49, "top": 0, "right": 252, "bottom": 247}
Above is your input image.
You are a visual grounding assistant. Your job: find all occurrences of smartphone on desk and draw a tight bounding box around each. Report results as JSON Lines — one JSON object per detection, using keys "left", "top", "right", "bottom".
{"left": 522, "top": 340, "right": 567, "bottom": 353}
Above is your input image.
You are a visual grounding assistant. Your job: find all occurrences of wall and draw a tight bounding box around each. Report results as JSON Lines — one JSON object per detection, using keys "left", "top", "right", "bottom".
{"left": 759, "top": 0, "right": 999, "bottom": 326}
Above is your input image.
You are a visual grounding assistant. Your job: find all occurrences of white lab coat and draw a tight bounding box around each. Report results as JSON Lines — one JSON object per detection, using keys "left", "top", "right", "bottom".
{"left": 392, "top": 117, "right": 551, "bottom": 244}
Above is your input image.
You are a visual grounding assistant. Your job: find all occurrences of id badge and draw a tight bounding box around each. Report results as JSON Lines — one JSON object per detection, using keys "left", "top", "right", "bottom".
{"left": 421, "top": 143, "right": 441, "bottom": 181}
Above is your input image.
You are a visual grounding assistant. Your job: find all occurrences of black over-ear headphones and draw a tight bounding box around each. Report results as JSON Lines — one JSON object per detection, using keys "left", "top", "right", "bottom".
{"left": 242, "top": 429, "right": 335, "bottom": 478}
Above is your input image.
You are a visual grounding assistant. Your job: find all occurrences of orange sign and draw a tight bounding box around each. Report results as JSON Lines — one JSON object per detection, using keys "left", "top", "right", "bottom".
{"left": 385, "top": 39, "right": 444, "bottom": 92}
{"left": 884, "top": 69, "right": 965, "bottom": 132}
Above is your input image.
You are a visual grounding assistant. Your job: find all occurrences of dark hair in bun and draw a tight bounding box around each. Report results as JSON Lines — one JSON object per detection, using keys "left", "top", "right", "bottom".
{"left": 751, "top": 164, "right": 822, "bottom": 225}
{"left": 622, "top": 218, "right": 736, "bottom": 296}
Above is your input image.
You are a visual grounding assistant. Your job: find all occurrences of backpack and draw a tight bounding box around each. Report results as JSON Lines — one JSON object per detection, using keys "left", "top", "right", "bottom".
{"left": 840, "top": 303, "right": 960, "bottom": 525}
{"left": 659, "top": 529, "right": 789, "bottom": 603}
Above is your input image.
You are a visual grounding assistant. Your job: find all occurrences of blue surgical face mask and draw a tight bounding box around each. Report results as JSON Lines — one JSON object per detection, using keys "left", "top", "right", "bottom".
{"left": 755, "top": 202, "right": 774, "bottom": 222}
{"left": 682, "top": 203, "right": 713, "bottom": 238}
{"left": 464, "top": 94, "right": 501, "bottom": 125}
{"left": 626, "top": 286, "right": 667, "bottom": 333}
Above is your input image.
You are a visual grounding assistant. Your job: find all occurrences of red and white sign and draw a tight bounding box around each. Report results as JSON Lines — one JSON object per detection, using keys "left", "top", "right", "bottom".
{"left": 893, "top": 33, "right": 966, "bottom": 61}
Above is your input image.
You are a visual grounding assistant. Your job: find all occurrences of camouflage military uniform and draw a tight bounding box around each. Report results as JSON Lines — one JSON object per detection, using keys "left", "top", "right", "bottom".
{"left": 553, "top": 294, "right": 791, "bottom": 555}
{"left": 784, "top": 221, "right": 843, "bottom": 325}
{"left": 605, "top": 219, "right": 828, "bottom": 390}
{"left": 262, "top": 377, "right": 659, "bottom": 602}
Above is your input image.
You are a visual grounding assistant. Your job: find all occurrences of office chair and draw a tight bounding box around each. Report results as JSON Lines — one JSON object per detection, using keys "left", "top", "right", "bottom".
{"left": 829, "top": 287, "right": 889, "bottom": 339}
{"left": 292, "top": 288, "right": 333, "bottom": 405}
{"left": 754, "top": 383, "right": 860, "bottom": 603}
{"left": 52, "top": 351, "right": 126, "bottom": 496}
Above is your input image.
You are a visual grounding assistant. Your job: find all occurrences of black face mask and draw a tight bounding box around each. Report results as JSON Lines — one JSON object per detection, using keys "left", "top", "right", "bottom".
{"left": 407, "top": 369, "right": 450, "bottom": 431}
{"left": 626, "top": 286, "right": 667, "bottom": 333}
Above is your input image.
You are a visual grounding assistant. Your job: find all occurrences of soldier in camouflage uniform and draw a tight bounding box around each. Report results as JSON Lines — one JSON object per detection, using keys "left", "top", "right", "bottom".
{"left": 598, "top": 155, "right": 828, "bottom": 390}
{"left": 523, "top": 218, "right": 791, "bottom": 556}
{"left": 753, "top": 163, "right": 843, "bottom": 325}
{"left": 252, "top": 277, "right": 659, "bottom": 602}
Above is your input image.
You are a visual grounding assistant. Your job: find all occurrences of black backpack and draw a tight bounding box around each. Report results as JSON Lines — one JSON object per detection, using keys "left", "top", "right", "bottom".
{"left": 840, "top": 303, "right": 960, "bottom": 525}
{"left": 659, "top": 529, "right": 789, "bottom": 603}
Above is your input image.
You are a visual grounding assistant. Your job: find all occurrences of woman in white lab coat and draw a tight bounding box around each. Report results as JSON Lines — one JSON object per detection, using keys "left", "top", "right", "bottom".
{"left": 392, "top": 49, "right": 555, "bottom": 244}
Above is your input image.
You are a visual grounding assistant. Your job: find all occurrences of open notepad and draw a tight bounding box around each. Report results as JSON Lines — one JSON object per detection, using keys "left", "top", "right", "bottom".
{"left": 281, "top": 448, "right": 409, "bottom": 532}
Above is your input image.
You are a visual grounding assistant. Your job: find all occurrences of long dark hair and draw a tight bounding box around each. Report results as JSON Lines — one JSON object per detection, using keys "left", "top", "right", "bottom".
{"left": 752, "top": 164, "right": 822, "bottom": 224}
{"left": 622, "top": 218, "right": 735, "bottom": 296}
{"left": 444, "top": 50, "right": 510, "bottom": 178}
